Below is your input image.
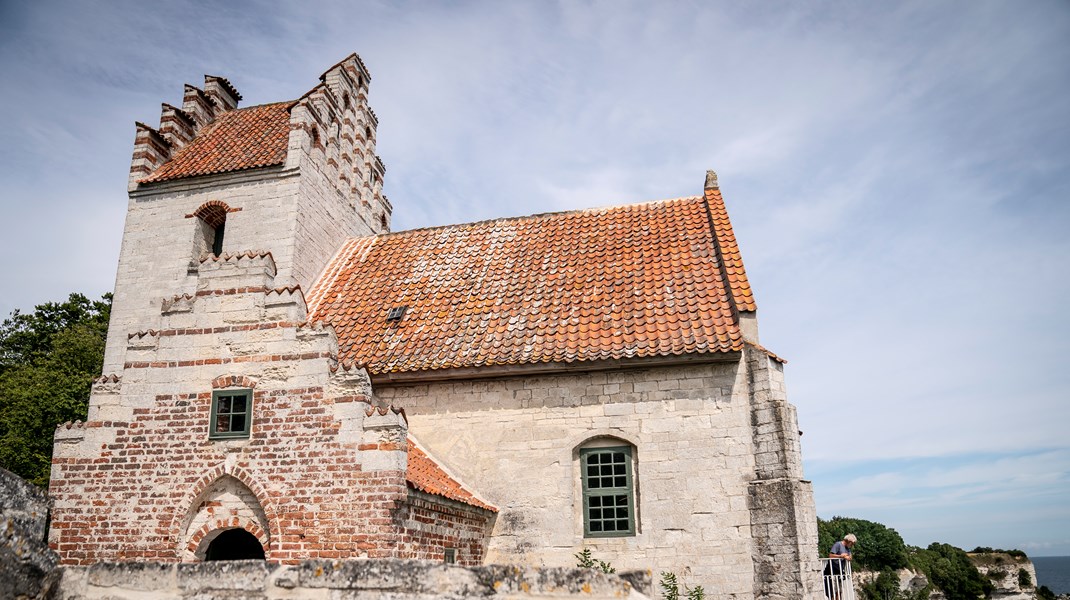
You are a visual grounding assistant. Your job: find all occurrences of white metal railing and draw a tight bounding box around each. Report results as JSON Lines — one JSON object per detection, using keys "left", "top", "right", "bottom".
{"left": 820, "top": 558, "right": 855, "bottom": 600}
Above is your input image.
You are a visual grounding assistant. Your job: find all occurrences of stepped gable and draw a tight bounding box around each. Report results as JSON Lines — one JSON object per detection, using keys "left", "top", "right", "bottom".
{"left": 307, "top": 196, "right": 746, "bottom": 375}
{"left": 406, "top": 441, "right": 496, "bottom": 512}
{"left": 140, "top": 101, "right": 293, "bottom": 183}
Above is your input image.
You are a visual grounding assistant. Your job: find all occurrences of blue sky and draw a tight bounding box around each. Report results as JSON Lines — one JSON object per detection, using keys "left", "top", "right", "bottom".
{"left": 1, "top": 0, "right": 1068, "bottom": 556}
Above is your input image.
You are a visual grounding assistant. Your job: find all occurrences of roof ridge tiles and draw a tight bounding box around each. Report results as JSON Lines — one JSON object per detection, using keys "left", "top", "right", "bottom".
{"left": 361, "top": 195, "right": 706, "bottom": 242}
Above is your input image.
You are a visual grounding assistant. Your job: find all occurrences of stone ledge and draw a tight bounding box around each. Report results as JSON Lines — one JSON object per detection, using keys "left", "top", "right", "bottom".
{"left": 54, "top": 559, "right": 652, "bottom": 599}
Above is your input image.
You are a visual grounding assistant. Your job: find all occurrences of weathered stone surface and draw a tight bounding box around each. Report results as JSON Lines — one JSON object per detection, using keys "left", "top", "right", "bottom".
{"left": 87, "top": 561, "right": 175, "bottom": 590}
{"left": 0, "top": 467, "right": 58, "bottom": 600}
{"left": 178, "top": 560, "right": 279, "bottom": 591}
{"left": 54, "top": 560, "right": 651, "bottom": 599}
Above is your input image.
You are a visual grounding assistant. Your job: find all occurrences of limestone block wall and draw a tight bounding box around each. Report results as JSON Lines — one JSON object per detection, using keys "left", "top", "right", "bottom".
{"left": 53, "top": 254, "right": 494, "bottom": 565}
{"left": 745, "top": 348, "right": 822, "bottom": 600}
{"left": 376, "top": 360, "right": 763, "bottom": 599}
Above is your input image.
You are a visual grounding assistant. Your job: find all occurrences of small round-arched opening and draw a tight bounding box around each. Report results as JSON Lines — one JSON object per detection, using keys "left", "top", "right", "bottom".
{"left": 193, "top": 202, "right": 229, "bottom": 258}
{"left": 204, "top": 528, "right": 265, "bottom": 561}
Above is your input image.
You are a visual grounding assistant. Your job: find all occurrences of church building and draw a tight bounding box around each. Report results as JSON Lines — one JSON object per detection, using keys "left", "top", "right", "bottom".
{"left": 48, "top": 54, "right": 821, "bottom": 600}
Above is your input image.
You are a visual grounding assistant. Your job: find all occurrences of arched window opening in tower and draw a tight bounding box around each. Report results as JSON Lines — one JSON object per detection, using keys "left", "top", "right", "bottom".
{"left": 193, "top": 202, "right": 230, "bottom": 258}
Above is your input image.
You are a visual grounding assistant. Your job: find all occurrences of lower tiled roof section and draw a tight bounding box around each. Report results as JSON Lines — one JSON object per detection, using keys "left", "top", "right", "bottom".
{"left": 406, "top": 441, "right": 496, "bottom": 512}
{"left": 140, "top": 102, "right": 293, "bottom": 183}
{"left": 307, "top": 196, "right": 744, "bottom": 374}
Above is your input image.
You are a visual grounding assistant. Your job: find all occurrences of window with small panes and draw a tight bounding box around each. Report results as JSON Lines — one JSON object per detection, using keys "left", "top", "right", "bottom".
{"left": 580, "top": 446, "right": 635, "bottom": 537}
{"left": 209, "top": 389, "right": 252, "bottom": 439}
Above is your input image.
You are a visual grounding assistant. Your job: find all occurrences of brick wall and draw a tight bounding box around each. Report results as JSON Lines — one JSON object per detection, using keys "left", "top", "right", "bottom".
{"left": 394, "top": 491, "right": 495, "bottom": 566}
{"left": 51, "top": 252, "right": 494, "bottom": 565}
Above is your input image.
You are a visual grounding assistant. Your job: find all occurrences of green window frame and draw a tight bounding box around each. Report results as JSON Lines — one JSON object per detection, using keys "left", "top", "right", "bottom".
{"left": 209, "top": 389, "right": 252, "bottom": 439}
{"left": 580, "top": 446, "right": 635, "bottom": 537}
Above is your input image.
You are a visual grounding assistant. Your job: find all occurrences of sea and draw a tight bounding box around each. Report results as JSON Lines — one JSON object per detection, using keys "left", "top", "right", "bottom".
{"left": 1033, "top": 556, "right": 1070, "bottom": 595}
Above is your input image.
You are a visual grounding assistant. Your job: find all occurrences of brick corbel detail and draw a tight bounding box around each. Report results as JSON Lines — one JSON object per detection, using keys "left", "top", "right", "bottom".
{"left": 186, "top": 200, "right": 242, "bottom": 227}
{"left": 212, "top": 375, "right": 258, "bottom": 389}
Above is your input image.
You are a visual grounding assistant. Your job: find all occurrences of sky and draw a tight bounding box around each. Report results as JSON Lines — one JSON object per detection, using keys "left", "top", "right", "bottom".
{"left": 1, "top": 0, "right": 1068, "bottom": 557}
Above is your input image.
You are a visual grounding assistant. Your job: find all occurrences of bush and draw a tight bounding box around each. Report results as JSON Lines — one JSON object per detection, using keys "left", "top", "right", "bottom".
{"left": 1037, "top": 585, "right": 1055, "bottom": 600}
{"left": 574, "top": 547, "right": 615, "bottom": 574}
{"left": 818, "top": 516, "right": 909, "bottom": 571}
{"left": 1017, "top": 568, "right": 1031, "bottom": 588}
{"left": 659, "top": 571, "right": 705, "bottom": 600}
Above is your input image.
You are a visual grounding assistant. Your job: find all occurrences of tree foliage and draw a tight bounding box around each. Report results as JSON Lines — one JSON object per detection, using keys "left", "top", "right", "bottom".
{"left": 970, "top": 547, "right": 1028, "bottom": 559}
{"left": 818, "top": 516, "right": 909, "bottom": 571}
{"left": 861, "top": 568, "right": 902, "bottom": 600}
{"left": 909, "top": 543, "right": 993, "bottom": 600}
{"left": 0, "top": 293, "right": 111, "bottom": 485}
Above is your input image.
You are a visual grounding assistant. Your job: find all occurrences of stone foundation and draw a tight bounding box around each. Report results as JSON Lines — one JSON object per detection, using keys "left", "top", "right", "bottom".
{"left": 53, "top": 559, "right": 653, "bottom": 599}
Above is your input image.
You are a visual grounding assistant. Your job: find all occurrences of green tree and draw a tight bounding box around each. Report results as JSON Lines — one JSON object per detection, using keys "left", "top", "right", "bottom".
{"left": 818, "top": 516, "right": 909, "bottom": 571}
{"left": 0, "top": 293, "right": 111, "bottom": 485}
{"left": 909, "top": 543, "right": 993, "bottom": 600}
{"left": 861, "top": 568, "right": 902, "bottom": 600}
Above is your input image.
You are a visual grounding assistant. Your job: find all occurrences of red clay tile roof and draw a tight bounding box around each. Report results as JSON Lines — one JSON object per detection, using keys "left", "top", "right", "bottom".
{"left": 705, "top": 187, "right": 756, "bottom": 311}
{"left": 307, "top": 196, "right": 748, "bottom": 375}
{"left": 140, "top": 102, "right": 293, "bottom": 183}
{"left": 406, "top": 440, "right": 496, "bottom": 511}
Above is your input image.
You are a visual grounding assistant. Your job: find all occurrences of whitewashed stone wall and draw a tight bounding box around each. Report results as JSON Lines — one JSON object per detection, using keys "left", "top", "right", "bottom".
{"left": 104, "top": 172, "right": 300, "bottom": 373}
{"left": 377, "top": 359, "right": 762, "bottom": 599}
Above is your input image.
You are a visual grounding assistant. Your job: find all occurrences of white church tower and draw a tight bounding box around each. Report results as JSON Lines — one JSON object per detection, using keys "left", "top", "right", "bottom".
{"left": 103, "top": 54, "right": 390, "bottom": 373}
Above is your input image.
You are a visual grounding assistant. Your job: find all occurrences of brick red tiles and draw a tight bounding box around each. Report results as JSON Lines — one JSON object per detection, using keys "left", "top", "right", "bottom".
{"left": 406, "top": 441, "right": 496, "bottom": 511}
{"left": 704, "top": 187, "right": 756, "bottom": 312}
{"left": 141, "top": 102, "right": 293, "bottom": 183}
{"left": 307, "top": 196, "right": 749, "bottom": 375}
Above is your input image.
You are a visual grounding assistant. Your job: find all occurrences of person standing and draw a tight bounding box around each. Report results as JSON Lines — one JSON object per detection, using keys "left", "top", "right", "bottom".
{"left": 830, "top": 533, "right": 856, "bottom": 562}
{"left": 825, "top": 534, "right": 857, "bottom": 600}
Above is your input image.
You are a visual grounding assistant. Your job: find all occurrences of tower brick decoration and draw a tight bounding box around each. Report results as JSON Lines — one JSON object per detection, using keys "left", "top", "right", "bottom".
{"left": 49, "top": 55, "right": 494, "bottom": 566}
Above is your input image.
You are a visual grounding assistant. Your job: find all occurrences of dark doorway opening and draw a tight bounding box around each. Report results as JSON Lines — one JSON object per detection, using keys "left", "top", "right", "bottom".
{"left": 204, "top": 528, "right": 265, "bottom": 561}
